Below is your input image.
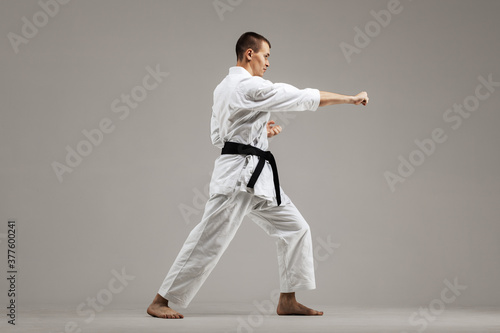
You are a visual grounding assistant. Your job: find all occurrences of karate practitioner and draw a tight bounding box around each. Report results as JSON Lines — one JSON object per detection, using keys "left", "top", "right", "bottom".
{"left": 147, "top": 32, "right": 369, "bottom": 319}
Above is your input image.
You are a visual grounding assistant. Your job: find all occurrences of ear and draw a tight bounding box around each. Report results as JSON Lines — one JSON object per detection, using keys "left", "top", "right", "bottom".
{"left": 245, "top": 48, "right": 253, "bottom": 61}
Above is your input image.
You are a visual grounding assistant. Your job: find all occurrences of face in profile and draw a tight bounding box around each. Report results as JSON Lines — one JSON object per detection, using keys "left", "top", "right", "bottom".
{"left": 250, "top": 41, "right": 270, "bottom": 77}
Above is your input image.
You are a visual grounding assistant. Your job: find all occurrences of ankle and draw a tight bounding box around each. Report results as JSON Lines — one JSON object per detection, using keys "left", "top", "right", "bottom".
{"left": 279, "top": 292, "right": 296, "bottom": 302}
{"left": 153, "top": 293, "right": 169, "bottom": 306}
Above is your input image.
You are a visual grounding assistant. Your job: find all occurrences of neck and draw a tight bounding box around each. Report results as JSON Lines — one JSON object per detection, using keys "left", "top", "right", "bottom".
{"left": 236, "top": 62, "right": 254, "bottom": 76}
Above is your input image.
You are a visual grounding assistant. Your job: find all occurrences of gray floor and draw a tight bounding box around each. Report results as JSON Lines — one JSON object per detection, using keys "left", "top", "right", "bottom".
{"left": 4, "top": 304, "right": 500, "bottom": 333}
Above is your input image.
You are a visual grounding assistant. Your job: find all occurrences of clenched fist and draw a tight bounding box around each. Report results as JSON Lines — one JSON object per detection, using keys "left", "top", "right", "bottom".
{"left": 353, "top": 91, "right": 369, "bottom": 106}
{"left": 267, "top": 120, "right": 282, "bottom": 138}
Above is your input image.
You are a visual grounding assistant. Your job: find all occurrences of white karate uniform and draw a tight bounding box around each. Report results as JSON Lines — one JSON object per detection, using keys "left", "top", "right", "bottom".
{"left": 158, "top": 66, "right": 321, "bottom": 308}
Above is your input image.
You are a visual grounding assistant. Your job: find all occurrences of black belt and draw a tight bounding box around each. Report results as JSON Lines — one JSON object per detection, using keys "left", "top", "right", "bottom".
{"left": 221, "top": 141, "right": 281, "bottom": 206}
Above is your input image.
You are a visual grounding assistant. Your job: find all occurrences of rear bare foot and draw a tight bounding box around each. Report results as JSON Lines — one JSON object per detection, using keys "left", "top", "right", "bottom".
{"left": 276, "top": 292, "right": 323, "bottom": 316}
{"left": 147, "top": 293, "right": 184, "bottom": 319}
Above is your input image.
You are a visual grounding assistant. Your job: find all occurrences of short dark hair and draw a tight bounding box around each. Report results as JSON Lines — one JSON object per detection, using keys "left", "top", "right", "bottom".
{"left": 235, "top": 32, "right": 271, "bottom": 61}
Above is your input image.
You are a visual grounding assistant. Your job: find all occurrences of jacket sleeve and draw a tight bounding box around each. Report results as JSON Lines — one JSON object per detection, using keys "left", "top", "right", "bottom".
{"left": 237, "top": 78, "right": 320, "bottom": 113}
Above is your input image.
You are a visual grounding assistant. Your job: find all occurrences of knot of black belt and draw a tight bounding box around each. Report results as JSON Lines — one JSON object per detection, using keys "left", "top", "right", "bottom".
{"left": 221, "top": 141, "right": 281, "bottom": 206}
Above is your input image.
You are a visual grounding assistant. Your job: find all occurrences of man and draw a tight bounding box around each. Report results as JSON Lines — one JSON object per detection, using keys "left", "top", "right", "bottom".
{"left": 147, "top": 32, "right": 369, "bottom": 319}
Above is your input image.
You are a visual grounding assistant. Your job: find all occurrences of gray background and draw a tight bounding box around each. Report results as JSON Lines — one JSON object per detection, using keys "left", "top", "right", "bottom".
{"left": 1, "top": 0, "right": 499, "bottom": 309}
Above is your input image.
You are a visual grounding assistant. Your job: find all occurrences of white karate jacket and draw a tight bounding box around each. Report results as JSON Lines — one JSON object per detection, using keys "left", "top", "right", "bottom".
{"left": 209, "top": 66, "right": 320, "bottom": 203}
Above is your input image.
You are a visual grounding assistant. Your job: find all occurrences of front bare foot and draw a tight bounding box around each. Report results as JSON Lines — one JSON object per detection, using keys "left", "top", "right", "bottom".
{"left": 147, "top": 293, "right": 184, "bottom": 319}
{"left": 276, "top": 292, "right": 323, "bottom": 316}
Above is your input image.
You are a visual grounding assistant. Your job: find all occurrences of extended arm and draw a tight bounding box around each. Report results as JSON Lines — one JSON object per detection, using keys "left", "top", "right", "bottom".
{"left": 319, "top": 91, "right": 369, "bottom": 107}
{"left": 266, "top": 90, "right": 368, "bottom": 138}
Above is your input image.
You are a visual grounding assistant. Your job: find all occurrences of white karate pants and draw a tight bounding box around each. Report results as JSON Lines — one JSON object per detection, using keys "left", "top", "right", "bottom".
{"left": 158, "top": 190, "right": 316, "bottom": 308}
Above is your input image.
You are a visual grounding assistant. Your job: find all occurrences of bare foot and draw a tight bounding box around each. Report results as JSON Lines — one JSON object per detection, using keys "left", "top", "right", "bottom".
{"left": 147, "top": 293, "right": 184, "bottom": 319}
{"left": 276, "top": 292, "right": 323, "bottom": 316}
